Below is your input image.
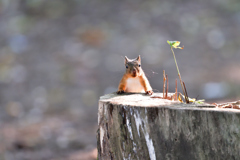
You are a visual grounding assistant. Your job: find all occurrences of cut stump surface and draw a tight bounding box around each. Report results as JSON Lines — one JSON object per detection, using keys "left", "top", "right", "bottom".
{"left": 97, "top": 93, "right": 240, "bottom": 160}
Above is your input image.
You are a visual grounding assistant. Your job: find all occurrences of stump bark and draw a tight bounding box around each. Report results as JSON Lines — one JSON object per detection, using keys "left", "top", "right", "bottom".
{"left": 97, "top": 93, "right": 240, "bottom": 160}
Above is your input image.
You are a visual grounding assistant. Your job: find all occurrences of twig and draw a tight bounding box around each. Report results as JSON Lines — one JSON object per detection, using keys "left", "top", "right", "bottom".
{"left": 163, "top": 70, "right": 166, "bottom": 98}
{"left": 175, "top": 79, "right": 178, "bottom": 101}
{"left": 165, "top": 74, "right": 168, "bottom": 99}
{"left": 183, "top": 82, "right": 189, "bottom": 103}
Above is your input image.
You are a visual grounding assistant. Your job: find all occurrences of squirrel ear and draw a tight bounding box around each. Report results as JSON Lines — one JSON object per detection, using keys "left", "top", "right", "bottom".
{"left": 125, "top": 56, "right": 129, "bottom": 64}
{"left": 136, "top": 55, "right": 141, "bottom": 62}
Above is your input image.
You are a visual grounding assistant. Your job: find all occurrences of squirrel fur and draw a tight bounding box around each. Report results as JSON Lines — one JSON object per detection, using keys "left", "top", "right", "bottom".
{"left": 117, "top": 55, "right": 153, "bottom": 95}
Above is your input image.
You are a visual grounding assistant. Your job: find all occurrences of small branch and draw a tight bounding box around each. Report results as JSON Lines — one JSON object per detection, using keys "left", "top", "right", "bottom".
{"left": 165, "top": 74, "right": 168, "bottom": 99}
{"left": 175, "top": 79, "right": 178, "bottom": 101}
{"left": 163, "top": 70, "right": 166, "bottom": 98}
{"left": 183, "top": 82, "right": 189, "bottom": 103}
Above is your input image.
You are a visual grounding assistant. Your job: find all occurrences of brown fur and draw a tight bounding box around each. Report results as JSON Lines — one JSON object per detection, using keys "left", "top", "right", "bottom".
{"left": 117, "top": 55, "right": 153, "bottom": 95}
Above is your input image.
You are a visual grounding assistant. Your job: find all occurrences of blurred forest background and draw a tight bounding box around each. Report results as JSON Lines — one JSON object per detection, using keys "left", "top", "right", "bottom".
{"left": 1, "top": 0, "right": 240, "bottom": 160}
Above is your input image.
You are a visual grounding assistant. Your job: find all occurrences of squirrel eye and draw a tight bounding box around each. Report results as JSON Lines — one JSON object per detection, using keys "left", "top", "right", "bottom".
{"left": 139, "top": 64, "right": 141, "bottom": 67}
{"left": 126, "top": 66, "right": 128, "bottom": 68}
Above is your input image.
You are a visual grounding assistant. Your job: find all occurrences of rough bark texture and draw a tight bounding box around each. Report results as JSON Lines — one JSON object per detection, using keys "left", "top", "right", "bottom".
{"left": 97, "top": 93, "right": 240, "bottom": 160}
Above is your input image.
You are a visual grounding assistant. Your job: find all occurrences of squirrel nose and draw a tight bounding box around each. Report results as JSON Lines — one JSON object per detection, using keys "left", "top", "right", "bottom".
{"left": 133, "top": 69, "right": 136, "bottom": 74}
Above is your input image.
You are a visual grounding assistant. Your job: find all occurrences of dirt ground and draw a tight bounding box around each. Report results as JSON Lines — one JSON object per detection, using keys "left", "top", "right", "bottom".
{"left": 0, "top": 112, "right": 98, "bottom": 160}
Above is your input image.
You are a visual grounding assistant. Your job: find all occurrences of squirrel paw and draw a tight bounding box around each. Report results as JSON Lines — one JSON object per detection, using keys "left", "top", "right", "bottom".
{"left": 117, "top": 90, "right": 125, "bottom": 94}
{"left": 145, "top": 90, "right": 153, "bottom": 95}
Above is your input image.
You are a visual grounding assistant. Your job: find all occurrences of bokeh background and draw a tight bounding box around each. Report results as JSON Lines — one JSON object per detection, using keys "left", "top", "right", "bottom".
{"left": 1, "top": 0, "right": 240, "bottom": 159}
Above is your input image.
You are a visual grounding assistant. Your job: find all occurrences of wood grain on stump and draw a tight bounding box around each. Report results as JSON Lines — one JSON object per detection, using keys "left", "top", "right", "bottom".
{"left": 97, "top": 93, "right": 240, "bottom": 160}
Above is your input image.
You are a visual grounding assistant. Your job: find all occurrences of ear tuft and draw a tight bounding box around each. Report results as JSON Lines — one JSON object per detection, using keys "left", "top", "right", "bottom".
{"left": 136, "top": 55, "right": 141, "bottom": 62}
{"left": 125, "top": 56, "right": 129, "bottom": 64}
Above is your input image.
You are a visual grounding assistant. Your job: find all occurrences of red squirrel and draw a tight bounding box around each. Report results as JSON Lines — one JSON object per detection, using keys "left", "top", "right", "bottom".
{"left": 117, "top": 55, "right": 153, "bottom": 95}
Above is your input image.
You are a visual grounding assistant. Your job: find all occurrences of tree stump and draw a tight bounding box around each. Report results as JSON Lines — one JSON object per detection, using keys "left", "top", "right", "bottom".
{"left": 97, "top": 93, "right": 240, "bottom": 160}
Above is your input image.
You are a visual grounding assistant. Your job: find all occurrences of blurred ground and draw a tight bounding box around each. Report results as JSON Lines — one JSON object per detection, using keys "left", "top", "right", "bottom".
{"left": 0, "top": 0, "right": 240, "bottom": 159}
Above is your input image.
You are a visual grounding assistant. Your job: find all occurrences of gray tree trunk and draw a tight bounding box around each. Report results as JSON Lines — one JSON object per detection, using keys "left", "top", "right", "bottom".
{"left": 97, "top": 93, "right": 240, "bottom": 160}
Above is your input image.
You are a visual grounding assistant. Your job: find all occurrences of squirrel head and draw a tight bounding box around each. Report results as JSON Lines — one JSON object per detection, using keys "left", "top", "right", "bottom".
{"left": 124, "top": 55, "right": 143, "bottom": 78}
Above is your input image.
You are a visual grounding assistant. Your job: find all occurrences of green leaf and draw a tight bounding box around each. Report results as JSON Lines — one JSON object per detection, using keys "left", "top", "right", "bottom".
{"left": 194, "top": 99, "right": 205, "bottom": 104}
{"left": 167, "top": 40, "right": 184, "bottom": 49}
{"left": 167, "top": 40, "right": 172, "bottom": 47}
